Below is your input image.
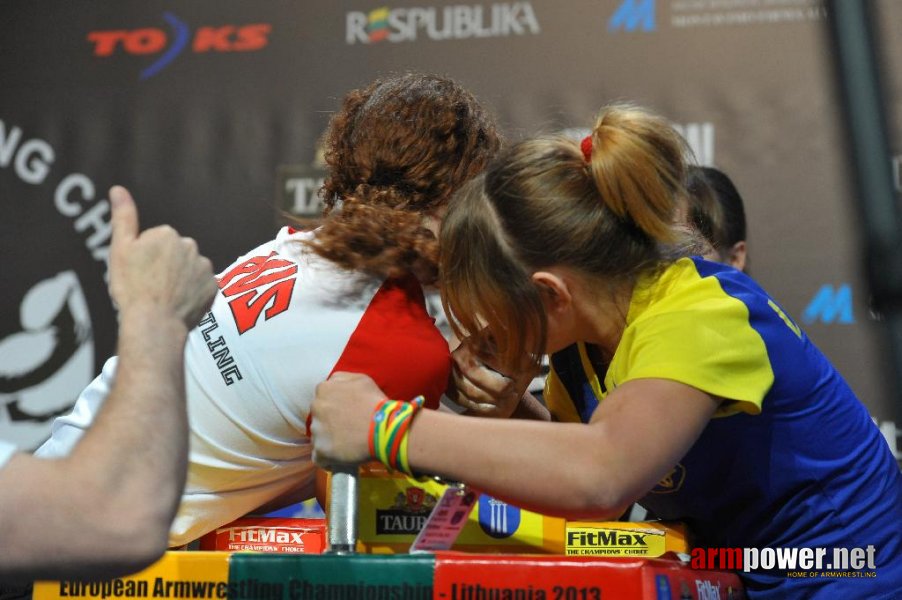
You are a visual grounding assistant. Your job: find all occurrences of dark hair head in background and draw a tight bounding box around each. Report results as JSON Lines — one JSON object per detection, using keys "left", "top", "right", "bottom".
{"left": 686, "top": 165, "right": 749, "bottom": 272}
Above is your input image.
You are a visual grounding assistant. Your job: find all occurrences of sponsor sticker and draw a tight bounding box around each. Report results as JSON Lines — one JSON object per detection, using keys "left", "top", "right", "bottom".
{"left": 566, "top": 525, "right": 666, "bottom": 557}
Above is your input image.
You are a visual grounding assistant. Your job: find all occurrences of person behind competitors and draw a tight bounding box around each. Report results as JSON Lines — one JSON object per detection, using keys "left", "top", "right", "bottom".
{"left": 308, "top": 104, "right": 902, "bottom": 599}
{"left": 36, "top": 73, "right": 501, "bottom": 546}
{"left": 0, "top": 187, "right": 216, "bottom": 583}
{"left": 686, "top": 165, "right": 748, "bottom": 272}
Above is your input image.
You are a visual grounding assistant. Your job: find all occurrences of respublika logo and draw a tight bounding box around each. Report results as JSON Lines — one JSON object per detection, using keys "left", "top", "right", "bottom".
{"left": 608, "top": 0, "right": 656, "bottom": 32}
{"left": 87, "top": 12, "right": 271, "bottom": 80}
{"left": 802, "top": 284, "right": 855, "bottom": 325}
{"left": 346, "top": 2, "right": 540, "bottom": 44}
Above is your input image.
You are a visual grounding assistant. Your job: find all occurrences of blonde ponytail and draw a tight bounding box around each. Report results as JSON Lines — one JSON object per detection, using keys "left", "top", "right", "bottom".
{"left": 585, "top": 105, "right": 689, "bottom": 243}
{"left": 440, "top": 103, "right": 698, "bottom": 375}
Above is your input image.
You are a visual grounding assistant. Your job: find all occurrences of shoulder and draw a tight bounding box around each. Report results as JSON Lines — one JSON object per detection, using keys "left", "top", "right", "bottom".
{"left": 336, "top": 276, "right": 451, "bottom": 408}
{"left": 615, "top": 258, "right": 777, "bottom": 411}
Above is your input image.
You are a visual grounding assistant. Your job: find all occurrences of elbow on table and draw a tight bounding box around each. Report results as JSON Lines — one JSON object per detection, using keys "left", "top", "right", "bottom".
{"left": 560, "top": 478, "right": 635, "bottom": 521}
{"left": 88, "top": 519, "right": 171, "bottom": 580}
{"left": 74, "top": 482, "right": 176, "bottom": 576}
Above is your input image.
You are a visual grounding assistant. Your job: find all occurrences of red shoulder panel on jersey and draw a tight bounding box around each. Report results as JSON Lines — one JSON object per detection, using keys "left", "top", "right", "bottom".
{"left": 329, "top": 275, "right": 450, "bottom": 409}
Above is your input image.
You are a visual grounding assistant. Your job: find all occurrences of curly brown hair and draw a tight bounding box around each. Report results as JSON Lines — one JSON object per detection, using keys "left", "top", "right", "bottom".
{"left": 304, "top": 73, "right": 501, "bottom": 284}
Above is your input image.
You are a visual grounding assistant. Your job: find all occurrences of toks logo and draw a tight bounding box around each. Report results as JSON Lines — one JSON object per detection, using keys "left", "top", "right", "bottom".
{"left": 87, "top": 12, "right": 271, "bottom": 80}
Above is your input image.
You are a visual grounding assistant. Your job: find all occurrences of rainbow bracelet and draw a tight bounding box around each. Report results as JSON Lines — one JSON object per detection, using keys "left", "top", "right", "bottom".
{"left": 368, "top": 396, "right": 425, "bottom": 476}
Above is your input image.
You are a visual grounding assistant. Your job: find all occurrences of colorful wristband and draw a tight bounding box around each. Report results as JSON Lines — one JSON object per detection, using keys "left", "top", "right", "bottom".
{"left": 368, "top": 396, "right": 425, "bottom": 476}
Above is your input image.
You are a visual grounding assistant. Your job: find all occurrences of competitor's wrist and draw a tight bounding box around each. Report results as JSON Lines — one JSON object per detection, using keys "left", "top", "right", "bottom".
{"left": 368, "top": 396, "right": 426, "bottom": 476}
{"left": 116, "top": 307, "right": 190, "bottom": 360}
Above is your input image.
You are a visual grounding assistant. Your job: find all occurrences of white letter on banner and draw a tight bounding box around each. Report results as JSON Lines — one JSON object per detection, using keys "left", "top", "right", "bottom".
{"left": 14, "top": 138, "right": 54, "bottom": 185}
{"left": 55, "top": 173, "right": 95, "bottom": 217}
{"left": 0, "top": 120, "right": 23, "bottom": 168}
{"left": 346, "top": 12, "right": 367, "bottom": 44}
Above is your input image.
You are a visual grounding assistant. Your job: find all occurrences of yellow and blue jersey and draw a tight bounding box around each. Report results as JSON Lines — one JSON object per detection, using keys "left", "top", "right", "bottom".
{"left": 545, "top": 257, "right": 902, "bottom": 599}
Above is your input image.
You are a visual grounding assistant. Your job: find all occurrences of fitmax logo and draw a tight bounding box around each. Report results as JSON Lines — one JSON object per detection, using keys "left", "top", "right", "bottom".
{"left": 87, "top": 12, "right": 271, "bottom": 80}
{"left": 803, "top": 284, "right": 855, "bottom": 325}
{"left": 608, "top": 0, "right": 656, "bottom": 32}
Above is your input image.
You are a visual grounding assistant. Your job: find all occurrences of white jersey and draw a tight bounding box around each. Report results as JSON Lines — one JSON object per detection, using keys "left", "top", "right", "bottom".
{"left": 37, "top": 227, "right": 451, "bottom": 545}
{"left": 0, "top": 438, "right": 15, "bottom": 470}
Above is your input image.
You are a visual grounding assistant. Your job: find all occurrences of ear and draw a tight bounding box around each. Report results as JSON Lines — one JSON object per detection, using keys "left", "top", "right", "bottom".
{"left": 728, "top": 241, "right": 748, "bottom": 273}
{"left": 531, "top": 271, "right": 572, "bottom": 314}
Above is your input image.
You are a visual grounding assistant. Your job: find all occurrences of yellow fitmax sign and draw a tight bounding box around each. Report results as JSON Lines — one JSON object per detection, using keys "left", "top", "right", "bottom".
{"left": 566, "top": 525, "right": 667, "bottom": 557}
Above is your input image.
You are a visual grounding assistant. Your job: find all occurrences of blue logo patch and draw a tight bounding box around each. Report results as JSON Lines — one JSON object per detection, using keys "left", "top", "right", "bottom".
{"left": 478, "top": 495, "right": 520, "bottom": 538}
{"left": 608, "top": 0, "right": 656, "bottom": 32}
{"left": 802, "top": 284, "right": 855, "bottom": 324}
{"left": 655, "top": 575, "right": 672, "bottom": 600}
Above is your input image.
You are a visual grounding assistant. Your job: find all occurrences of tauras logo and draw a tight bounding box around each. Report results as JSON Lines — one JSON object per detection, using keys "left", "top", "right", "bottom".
{"left": 376, "top": 487, "right": 436, "bottom": 534}
{"left": 376, "top": 510, "right": 430, "bottom": 534}
{"left": 346, "top": 2, "right": 540, "bottom": 44}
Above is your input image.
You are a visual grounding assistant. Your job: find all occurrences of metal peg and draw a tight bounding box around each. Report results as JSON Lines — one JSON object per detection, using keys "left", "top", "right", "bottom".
{"left": 326, "top": 464, "right": 358, "bottom": 554}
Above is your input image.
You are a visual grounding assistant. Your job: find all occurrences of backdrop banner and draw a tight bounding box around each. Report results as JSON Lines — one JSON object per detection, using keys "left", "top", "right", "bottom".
{"left": 1, "top": 0, "right": 899, "bottom": 461}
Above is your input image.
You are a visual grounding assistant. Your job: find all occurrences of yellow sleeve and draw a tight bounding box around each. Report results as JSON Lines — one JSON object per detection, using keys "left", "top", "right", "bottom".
{"left": 611, "top": 291, "right": 774, "bottom": 417}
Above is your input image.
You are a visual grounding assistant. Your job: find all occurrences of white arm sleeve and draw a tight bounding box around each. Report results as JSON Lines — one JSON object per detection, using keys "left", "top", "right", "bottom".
{"left": 0, "top": 438, "right": 17, "bottom": 469}
{"left": 33, "top": 356, "right": 118, "bottom": 458}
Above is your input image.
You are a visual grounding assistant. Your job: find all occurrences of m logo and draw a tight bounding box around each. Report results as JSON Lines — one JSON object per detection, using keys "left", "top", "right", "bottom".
{"left": 802, "top": 284, "right": 855, "bottom": 325}
{"left": 608, "top": 0, "right": 656, "bottom": 32}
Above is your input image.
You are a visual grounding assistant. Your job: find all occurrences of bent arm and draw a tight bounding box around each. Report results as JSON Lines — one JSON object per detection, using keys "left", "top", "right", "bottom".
{"left": 0, "top": 186, "right": 216, "bottom": 582}
{"left": 407, "top": 378, "right": 718, "bottom": 519}
{"left": 508, "top": 391, "right": 551, "bottom": 421}
{"left": 0, "top": 310, "right": 190, "bottom": 582}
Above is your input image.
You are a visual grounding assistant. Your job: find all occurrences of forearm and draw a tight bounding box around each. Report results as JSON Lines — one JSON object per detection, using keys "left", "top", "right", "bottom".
{"left": 76, "top": 308, "right": 190, "bottom": 539}
{"left": 406, "top": 379, "right": 718, "bottom": 522}
{"left": 460, "top": 392, "right": 551, "bottom": 420}
{"left": 0, "top": 309, "right": 190, "bottom": 581}
{"left": 509, "top": 392, "right": 551, "bottom": 421}
{"left": 406, "top": 410, "right": 629, "bottom": 520}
